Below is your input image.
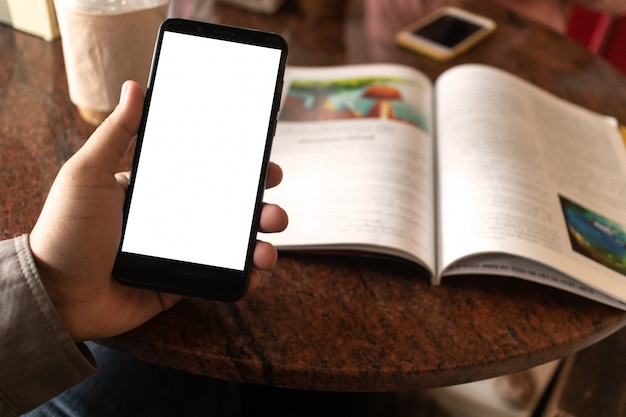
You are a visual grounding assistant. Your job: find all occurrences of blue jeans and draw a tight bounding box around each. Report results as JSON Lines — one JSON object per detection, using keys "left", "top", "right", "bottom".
{"left": 23, "top": 342, "right": 237, "bottom": 417}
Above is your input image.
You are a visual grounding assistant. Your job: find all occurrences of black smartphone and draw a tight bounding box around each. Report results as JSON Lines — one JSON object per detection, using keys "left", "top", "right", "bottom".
{"left": 113, "top": 19, "right": 288, "bottom": 301}
{"left": 396, "top": 7, "right": 496, "bottom": 61}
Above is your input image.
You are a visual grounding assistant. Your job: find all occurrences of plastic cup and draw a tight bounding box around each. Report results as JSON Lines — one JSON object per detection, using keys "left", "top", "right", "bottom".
{"left": 54, "top": 0, "right": 169, "bottom": 125}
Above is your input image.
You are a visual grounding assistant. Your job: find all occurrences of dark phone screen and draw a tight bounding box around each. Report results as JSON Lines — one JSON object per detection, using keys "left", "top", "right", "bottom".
{"left": 120, "top": 29, "right": 283, "bottom": 272}
{"left": 414, "top": 15, "right": 482, "bottom": 48}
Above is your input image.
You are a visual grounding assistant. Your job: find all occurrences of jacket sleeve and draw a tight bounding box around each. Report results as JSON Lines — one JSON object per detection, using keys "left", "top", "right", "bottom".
{"left": 0, "top": 235, "right": 97, "bottom": 416}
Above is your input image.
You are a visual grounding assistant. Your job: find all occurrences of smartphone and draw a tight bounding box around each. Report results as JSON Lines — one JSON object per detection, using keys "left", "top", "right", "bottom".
{"left": 112, "top": 19, "right": 288, "bottom": 301}
{"left": 395, "top": 7, "right": 496, "bottom": 61}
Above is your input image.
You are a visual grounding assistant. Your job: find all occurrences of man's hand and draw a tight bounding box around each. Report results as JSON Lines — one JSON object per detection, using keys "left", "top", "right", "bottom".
{"left": 29, "top": 81, "right": 288, "bottom": 342}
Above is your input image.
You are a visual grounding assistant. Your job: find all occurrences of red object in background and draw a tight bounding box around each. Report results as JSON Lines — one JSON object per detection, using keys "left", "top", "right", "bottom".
{"left": 567, "top": 4, "right": 626, "bottom": 74}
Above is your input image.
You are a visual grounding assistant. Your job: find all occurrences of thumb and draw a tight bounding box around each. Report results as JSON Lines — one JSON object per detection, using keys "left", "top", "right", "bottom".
{"left": 77, "top": 81, "right": 145, "bottom": 173}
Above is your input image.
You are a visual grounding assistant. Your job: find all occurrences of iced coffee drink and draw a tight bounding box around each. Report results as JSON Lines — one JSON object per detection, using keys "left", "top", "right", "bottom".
{"left": 54, "top": 0, "right": 168, "bottom": 124}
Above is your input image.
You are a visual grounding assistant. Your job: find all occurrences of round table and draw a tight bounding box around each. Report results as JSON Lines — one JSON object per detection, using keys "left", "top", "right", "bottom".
{"left": 2, "top": 0, "right": 625, "bottom": 393}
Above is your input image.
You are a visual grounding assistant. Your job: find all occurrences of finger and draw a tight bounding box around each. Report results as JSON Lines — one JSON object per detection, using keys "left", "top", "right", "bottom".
{"left": 252, "top": 240, "right": 278, "bottom": 271}
{"left": 248, "top": 270, "right": 261, "bottom": 292}
{"left": 78, "top": 81, "right": 145, "bottom": 173}
{"left": 115, "top": 171, "right": 131, "bottom": 191}
{"left": 259, "top": 203, "right": 288, "bottom": 233}
{"left": 265, "top": 162, "right": 283, "bottom": 189}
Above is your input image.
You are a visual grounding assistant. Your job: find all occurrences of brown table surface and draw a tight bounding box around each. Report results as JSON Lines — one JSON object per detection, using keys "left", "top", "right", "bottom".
{"left": 2, "top": 0, "right": 626, "bottom": 392}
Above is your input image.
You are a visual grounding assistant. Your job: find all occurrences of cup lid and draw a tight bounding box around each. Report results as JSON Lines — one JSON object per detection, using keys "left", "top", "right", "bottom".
{"left": 54, "top": 0, "right": 169, "bottom": 14}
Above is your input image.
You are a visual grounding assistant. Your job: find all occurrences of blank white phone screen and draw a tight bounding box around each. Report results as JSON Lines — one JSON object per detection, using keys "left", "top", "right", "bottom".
{"left": 121, "top": 31, "right": 282, "bottom": 271}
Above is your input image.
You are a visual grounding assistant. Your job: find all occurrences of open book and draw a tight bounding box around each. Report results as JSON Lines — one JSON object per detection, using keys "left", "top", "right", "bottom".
{"left": 262, "top": 63, "right": 626, "bottom": 310}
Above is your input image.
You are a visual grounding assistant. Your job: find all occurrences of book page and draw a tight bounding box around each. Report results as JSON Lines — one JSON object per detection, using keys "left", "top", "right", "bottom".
{"left": 445, "top": 254, "right": 626, "bottom": 310}
{"left": 435, "top": 64, "right": 626, "bottom": 305}
{"left": 262, "top": 64, "right": 437, "bottom": 274}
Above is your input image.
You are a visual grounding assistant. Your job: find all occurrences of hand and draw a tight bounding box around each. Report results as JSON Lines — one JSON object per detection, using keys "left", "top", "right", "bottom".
{"left": 29, "top": 81, "right": 288, "bottom": 342}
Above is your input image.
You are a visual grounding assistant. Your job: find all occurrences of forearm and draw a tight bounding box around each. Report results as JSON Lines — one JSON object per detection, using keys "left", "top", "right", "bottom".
{"left": 0, "top": 235, "right": 96, "bottom": 416}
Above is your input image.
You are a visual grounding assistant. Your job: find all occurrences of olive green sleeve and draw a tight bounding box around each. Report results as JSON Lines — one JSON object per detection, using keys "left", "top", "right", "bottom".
{"left": 0, "top": 235, "right": 96, "bottom": 416}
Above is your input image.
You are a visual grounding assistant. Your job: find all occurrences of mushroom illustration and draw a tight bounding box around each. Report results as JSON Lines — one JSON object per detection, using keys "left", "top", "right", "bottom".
{"left": 362, "top": 85, "right": 403, "bottom": 119}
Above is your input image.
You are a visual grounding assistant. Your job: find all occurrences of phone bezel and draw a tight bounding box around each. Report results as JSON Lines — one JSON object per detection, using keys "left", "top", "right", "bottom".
{"left": 112, "top": 19, "right": 288, "bottom": 301}
{"left": 395, "top": 7, "right": 496, "bottom": 61}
